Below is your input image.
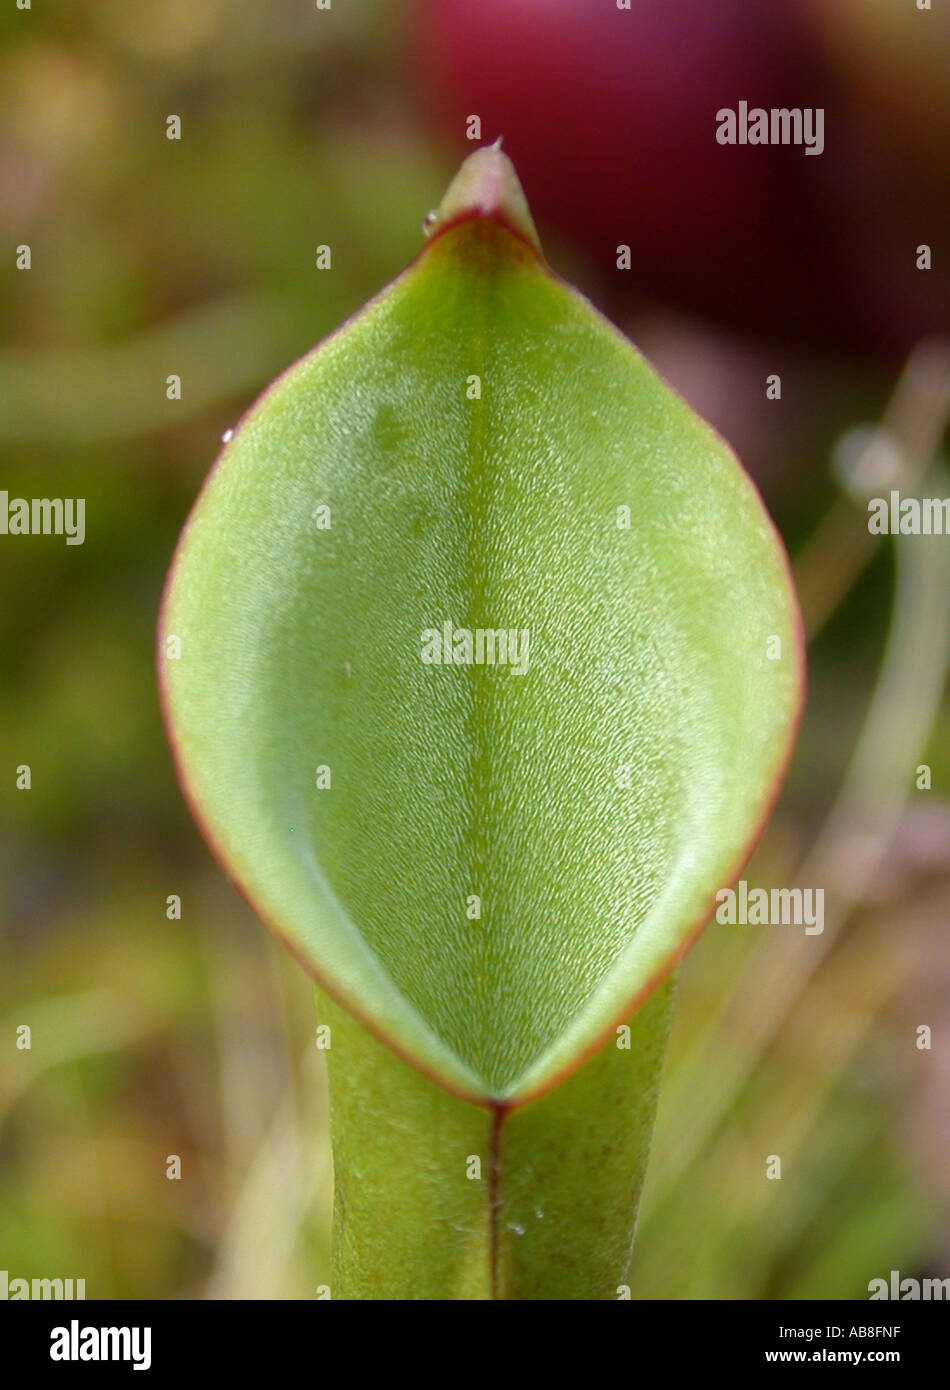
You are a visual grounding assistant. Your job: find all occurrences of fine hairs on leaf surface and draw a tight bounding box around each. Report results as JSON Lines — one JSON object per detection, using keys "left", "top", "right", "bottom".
{"left": 158, "top": 146, "right": 804, "bottom": 1299}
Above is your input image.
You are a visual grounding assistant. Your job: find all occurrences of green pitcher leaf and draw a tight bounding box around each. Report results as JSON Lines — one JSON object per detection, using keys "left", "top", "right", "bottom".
{"left": 159, "top": 146, "right": 803, "bottom": 1297}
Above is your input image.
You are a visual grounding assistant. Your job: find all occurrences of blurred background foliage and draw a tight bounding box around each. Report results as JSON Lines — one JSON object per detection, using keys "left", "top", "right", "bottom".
{"left": 1, "top": 0, "right": 949, "bottom": 1299}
